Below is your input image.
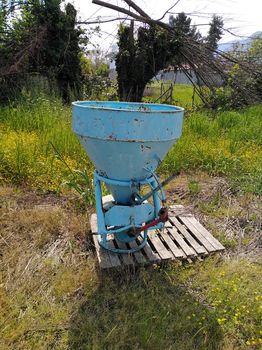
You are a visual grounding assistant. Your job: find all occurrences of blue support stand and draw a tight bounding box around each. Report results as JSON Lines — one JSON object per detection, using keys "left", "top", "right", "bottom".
{"left": 94, "top": 170, "right": 164, "bottom": 254}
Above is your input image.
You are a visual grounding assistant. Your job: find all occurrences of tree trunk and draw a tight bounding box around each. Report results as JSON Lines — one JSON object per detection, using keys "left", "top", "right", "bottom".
{"left": 119, "top": 81, "right": 147, "bottom": 102}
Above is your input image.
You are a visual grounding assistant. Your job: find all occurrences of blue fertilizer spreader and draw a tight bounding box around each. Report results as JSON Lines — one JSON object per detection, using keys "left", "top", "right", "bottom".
{"left": 72, "top": 101, "right": 184, "bottom": 254}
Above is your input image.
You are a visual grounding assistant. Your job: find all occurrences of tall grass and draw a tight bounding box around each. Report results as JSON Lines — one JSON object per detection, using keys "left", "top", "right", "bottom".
{"left": 172, "top": 258, "right": 262, "bottom": 349}
{"left": 0, "top": 94, "right": 92, "bottom": 191}
{"left": 0, "top": 91, "right": 261, "bottom": 194}
{"left": 161, "top": 105, "right": 262, "bottom": 194}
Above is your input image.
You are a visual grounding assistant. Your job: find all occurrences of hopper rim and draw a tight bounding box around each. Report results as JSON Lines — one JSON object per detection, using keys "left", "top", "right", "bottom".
{"left": 72, "top": 100, "right": 184, "bottom": 114}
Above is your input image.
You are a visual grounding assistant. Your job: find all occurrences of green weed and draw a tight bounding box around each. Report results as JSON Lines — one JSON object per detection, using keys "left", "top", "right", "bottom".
{"left": 63, "top": 169, "right": 95, "bottom": 206}
{"left": 188, "top": 179, "right": 201, "bottom": 195}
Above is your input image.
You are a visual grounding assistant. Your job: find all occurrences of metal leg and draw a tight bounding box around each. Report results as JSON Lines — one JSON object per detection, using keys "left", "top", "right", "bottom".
{"left": 94, "top": 172, "right": 107, "bottom": 246}
{"left": 149, "top": 177, "right": 165, "bottom": 231}
{"left": 150, "top": 179, "right": 162, "bottom": 216}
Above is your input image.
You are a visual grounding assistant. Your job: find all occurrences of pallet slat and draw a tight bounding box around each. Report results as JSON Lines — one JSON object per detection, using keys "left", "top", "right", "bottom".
{"left": 179, "top": 216, "right": 217, "bottom": 252}
{"left": 169, "top": 204, "right": 192, "bottom": 216}
{"left": 148, "top": 231, "right": 174, "bottom": 260}
{"left": 169, "top": 216, "right": 208, "bottom": 255}
{"left": 115, "top": 241, "right": 135, "bottom": 266}
{"left": 167, "top": 227, "right": 197, "bottom": 257}
{"left": 93, "top": 235, "right": 121, "bottom": 269}
{"left": 91, "top": 214, "right": 122, "bottom": 268}
{"left": 181, "top": 216, "right": 225, "bottom": 251}
{"left": 90, "top": 213, "right": 98, "bottom": 233}
{"left": 128, "top": 239, "right": 148, "bottom": 264}
{"left": 161, "top": 228, "right": 186, "bottom": 259}
{"left": 138, "top": 236, "right": 161, "bottom": 263}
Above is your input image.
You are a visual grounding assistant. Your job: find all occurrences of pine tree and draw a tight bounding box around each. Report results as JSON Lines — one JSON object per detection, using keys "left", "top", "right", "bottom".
{"left": 206, "top": 15, "right": 224, "bottom": 51}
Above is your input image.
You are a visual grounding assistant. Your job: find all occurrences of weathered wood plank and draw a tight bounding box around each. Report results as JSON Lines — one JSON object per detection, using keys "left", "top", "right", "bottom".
{"left": 169, "top": 205, "right": 192, "bottom": 217}
{"left": 128, "top": 239, "right": 147, "bottom": 264}
{"left": 91, "top": 214, "right": 122, "bottom": 268}
{"left": 104, "top": 240, "right": 122, "bottom": 267}
{"left": 148, "top": 231, "right": 173, "bottom": 260}
{"left": 93, "top": 235, "right": 114, "bottom": 269}
{"left": 167, "top": 227, "right": 197, "bottom": 257}
{"left": 161, "top": 228, "right": 186, "bottom": 259}
{"left": 114, "top": 241, "right": 135, "bottom": 265}
{"left": 137, "top": 236, "right": 161, "bottom": 263}
{"left": 169, "top": 216, "right": 208, "bottom": 255}
{"left": 102, "top": 194, "right": 114, "bottom": 211}
{"left": 90, "top": 213, "right": 98, "bottom": 234}
{"left": 179, "top": 216, "right": 217, "bottom": 252}
{"left": 183, "top": 216, "right": 225, "bottom": 251}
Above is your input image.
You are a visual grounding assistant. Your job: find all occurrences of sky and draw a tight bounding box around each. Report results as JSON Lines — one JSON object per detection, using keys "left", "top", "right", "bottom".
{"left": 70, "top": 0, "right": 262, "bottom": 51}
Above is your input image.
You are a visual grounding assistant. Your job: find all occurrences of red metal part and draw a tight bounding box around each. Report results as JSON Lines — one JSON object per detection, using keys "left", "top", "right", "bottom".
{"left": 135, "top": 207, "right": 168, "bottom": 233}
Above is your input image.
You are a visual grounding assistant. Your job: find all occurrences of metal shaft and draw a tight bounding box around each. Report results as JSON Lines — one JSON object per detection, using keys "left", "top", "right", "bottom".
{"left": 135, "top": 172, "right": 179, "bottom": 204}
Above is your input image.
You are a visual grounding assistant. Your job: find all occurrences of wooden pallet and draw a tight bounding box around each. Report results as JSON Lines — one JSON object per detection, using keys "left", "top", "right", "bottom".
{"left": 90, "top": 205, "right": 225, "bottom": 269}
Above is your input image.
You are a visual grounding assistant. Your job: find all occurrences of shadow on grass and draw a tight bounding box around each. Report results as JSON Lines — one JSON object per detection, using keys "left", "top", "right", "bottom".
{"left": 68, "top": 265, "right": 223, "bottom": 350}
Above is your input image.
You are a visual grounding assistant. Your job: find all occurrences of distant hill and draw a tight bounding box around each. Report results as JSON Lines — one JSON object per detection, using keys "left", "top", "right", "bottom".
{"left": 218, "top": 31, "right": 262, "bottom": 52}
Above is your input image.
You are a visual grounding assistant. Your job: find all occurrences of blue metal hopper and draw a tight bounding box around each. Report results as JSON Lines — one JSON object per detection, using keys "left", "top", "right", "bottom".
{"left": 72, "top": 101, "right": 184, "bottom": 253}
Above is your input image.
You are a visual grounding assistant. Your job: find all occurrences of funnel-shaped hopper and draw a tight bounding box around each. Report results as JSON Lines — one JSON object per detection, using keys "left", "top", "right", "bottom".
{"left": 72, "top": 101, "right": 184, "bottom": 204}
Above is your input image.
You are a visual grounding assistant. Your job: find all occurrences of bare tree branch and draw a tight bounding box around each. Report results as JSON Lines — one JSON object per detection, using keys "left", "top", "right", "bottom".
{"left": 77, "top": 17, "right": 130, "bottom": 25}
{"left": 91, "top": 0, "right": 252, "bottom": 67}
{"left": 92, "top": 0, "right": 170, "bottom": 30}
{"left": 157, "top": 0, "right": 182, "bottom": 21}
{"left": 122, "top": 0, "right": 150, "bottom": 19}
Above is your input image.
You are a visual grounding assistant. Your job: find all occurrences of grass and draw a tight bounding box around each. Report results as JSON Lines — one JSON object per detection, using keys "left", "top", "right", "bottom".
{"left": 0, "top": 87, "right": 261, "bottom": 349}
{"left": 0, "top": 89, "right": 261, "bottom": 195}
{"left": 0, "top": 185, "right": 261, "bottom": 349}
{"left": 0, "top": 94, "right": 92, "bottom": 194}
{"left": 143, "top": 82, "right": 201, "bottom": 109}
{"left": 173, "top": 258, "right": 262, "bottom": 348}
{"left": 160, "top": 105, "right": 262, "bottom": 194}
